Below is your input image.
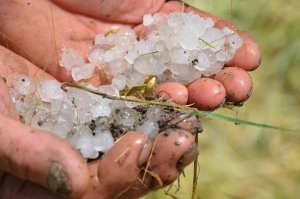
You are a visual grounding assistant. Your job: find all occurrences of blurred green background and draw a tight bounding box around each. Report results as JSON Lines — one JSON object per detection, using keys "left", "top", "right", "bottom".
{"left": 143, "top": 0, "right": 300, "bottom": 198}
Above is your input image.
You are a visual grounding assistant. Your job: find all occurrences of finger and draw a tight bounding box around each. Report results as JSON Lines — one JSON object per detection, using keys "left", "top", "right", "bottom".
{"left": 0, "top": 78, "right": 19, "bottom": 120}
{"left": 0, "top": 174, "right": 64, "bottom": 199}
{"left": 224, "top": 31, "right": 261, "bottom": 71}
{"left": 0, "top": 0, "right": 93, "bottom": 82}
{"left": 82, "top": 131, "right": 151, "bottom": 199}
{"left": 187, "top": 78, "right": 226, "bottom": 111}
{"left": 0, "top": 46, "right": 55, "bottom": 88}
{"left": 50, "top": 0, "right": 166, "bottom": 23}
{"left": 0, "top": 113, "right": 90, "bottom": 198}
{"left": 160, "top": 1, "right": 261, "bottom": 71}
{"left": 119, "top": 129, "right": 198, "bottom": 199}
{"left": 214, "top": 67, "right": 253, "bottom": 106}
{"left": 154, "top": 82, "right": 188, "bottom": 105}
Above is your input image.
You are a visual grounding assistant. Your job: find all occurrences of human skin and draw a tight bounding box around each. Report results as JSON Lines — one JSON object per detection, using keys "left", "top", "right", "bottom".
{"left": 0, "top": 0, "right": 261, "bottom": 198}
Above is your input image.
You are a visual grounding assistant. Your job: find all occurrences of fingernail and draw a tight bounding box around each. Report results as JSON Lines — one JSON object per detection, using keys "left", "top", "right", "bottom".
{"left": 46, "top": 161, "right": 71, "bottom": 197}
{"left": 177, "top": 143, "right": 199, "bottom": 170}
{"left": 138, "top": 141, "right": 152, "bottom": 167}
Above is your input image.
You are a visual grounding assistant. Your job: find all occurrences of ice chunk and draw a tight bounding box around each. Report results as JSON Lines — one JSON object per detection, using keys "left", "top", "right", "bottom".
{"left": 71, "top": 63, "right": 95, "bottom": 81}
{"left": 136, "top": 119, "right": 159, "bottom": 140}
{"left": 143, "top": 14, "right": 154, "bottom": 26}
{"left": 13, "top": 75, "right": 35, "bottom": 95}
{"left": 60, "top": 48, "right": 85, "bottom": 71}
{"left": 124, "top": 68, "right": 147, "bottom": 87}
{"left": 227, "top": 33, "right": 243, "bottom": 49}
{"left": 93, "top": 128, "right": 114, "bottom": 152}
{"left": 37, "top": 80, "right": 63, "bottom": 102}
{"left": 110, "top": 107, "right": 139, "bottom": 127}
{"left": 133, "top": 53, "right": 166, "bottom": 75}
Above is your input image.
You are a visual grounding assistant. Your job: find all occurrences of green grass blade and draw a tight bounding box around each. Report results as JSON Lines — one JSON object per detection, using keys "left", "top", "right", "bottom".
{"left": 194, "top": 110, "right": 299, "bottom": 132}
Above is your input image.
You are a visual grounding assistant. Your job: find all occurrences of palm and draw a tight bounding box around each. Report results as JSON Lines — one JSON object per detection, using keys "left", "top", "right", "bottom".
{"left": 0, "top": 0, "right": 185, "bottom": 82}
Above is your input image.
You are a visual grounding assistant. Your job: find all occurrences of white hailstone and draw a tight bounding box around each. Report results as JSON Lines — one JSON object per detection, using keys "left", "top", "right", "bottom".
{"left": 222, "top": 27, "right": 234, "bottom": 36}
{"left": 88, "top": 44, "right": 110, "bottom": 65}
{"left": 104, "top": 49, "right": 125, "bottom": 63}
{"left": 157, "top": 22, "right": 173, "bottom": 40}
{"left": 51, "top": 112, "right": 73, "bottom": 138}
{"left": 124, "top": 96, "right": 141, "bottom": 108}
{"left": 13, "top": 75, "right": 35, "bottom": 95}
{"left": 112, "top": 75, "right": 127, "bottom": 91}
{"left": 67, "top": 87, "right": 92, "bottom": 108}
{"left": 216, "top": 48, "right": 229, "bottom": 62}
{"left": 170, "top": 49, "right": 195, "bottom": 64}
{"left": 139, "top": 24, "right": 157, "bottom": 40}
{"left": 109, "top": 100, "right": 126, "bottom": 111}
{"left": 194, "top": 52, "right": 210, "bottom": 71}
{"left": 90, "top": 100, "right": 111, "bottom": 118}
{"left": 156, "top": 69, "right": 174, "bottom": 83}
{"left": 143, "top": 14, "right": 154, "bottom": 26}
{"left": 31, "top": 112, "right": 56, "bottom": 132}
{"left": 115, "top": 27, "right": 136, "bottom": 51}
{"left": 155, "top": 40, "right": 167, "bottom": 52}
{"left": 75, "top": 131, "right": 98, "bottom": 159}
{"left": 201, "top": 28, "right": 226, "bottom": 52}
{"left": 203, "top": 60, "right": 224, "bottom": 77}
{"left": 226, "top": 48, "right": 237, "bottom": 62}
{"left": 136, "top": 119, "right": 159, "bottom": 140}
{"left": 170, "top": 64, "right": 202, "bottom": 84}
{"left": 94, "top": 117, "right": 110, "bottom": 127}
{"left": 50, "top": 99, "right": 73, "bottom": 116}
{"left": 124, "top": 50, "right": 139, "bottom": 64}
{"left": 22, "top": 107, "right": 39, "bottom": 125}
{"left": 94, "top": 33, "right": 106, "bottom": 45}
{"left": 75, "top": 108, "right": 93, "bottom": 124}
{"left": 124, "top": 68, "right": 147, "bottom": 87}
{"left": 93, "top": 128, "right": 114, "bottom": 152}
{"left": 165, "top": 33, "right": 181, "bottom": 50}
{"left": 105, "top": 59, "right": 131, "bottom": 76}
{"left": 168, "top": 12, "right": 187, "bottom": 30}
{"left": 110, "top": 107, "right": 139, "bottom": 127}
{"left": 23, "top": 93, "right": 39, "bottom": 107}
{"left": 37, "top": 80, "right": 63, "bottom": 102}
{"left": 59, "top": 48, "right": 85, "bottom": 71}
{"left": 158, "top": 52, "right": 171, "bottom": 70}
{"left": 204, "top": 17, "right": 215, "bottom": 28}
{"left": 153, "top": 12, "right": 167, "bottom": 25}
{"left": 227, "top": 33, "right": 243, "bottom": 49}
{"left": 71, "top": 63, "right": 95, "bottom": 81}
{"left": 147, "top": 30, "right": 160, "bottom": 41}
{"left": 94, "top": 32, "right": 115, "bottom": 46}
{"left": 186, "top": 14, "right": 207, "bottom": 37}
{"left": 135, "top": 40, "right": 156, "bottom": 55}
{"left": 146, "top": 106, "right": 162, "bottom": 121}
{"left": 98, "top": 85, "right": 119, "bottom": 96}
{"left": 9, "top": 88, "right": 22, "bottom": 103}
{"left": 180, "top": 29, "right": 199, "bottom": 50}
{"left": 133, "top": 53, "right": 166, "bottom": 75}
{"left": 15, "top": 101, "right": 27, "bottom": 116}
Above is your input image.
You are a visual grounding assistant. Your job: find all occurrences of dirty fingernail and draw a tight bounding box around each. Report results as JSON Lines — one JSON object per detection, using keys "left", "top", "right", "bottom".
{"left": 177, "top": 143, "right": 199, "bottom": 170}
{"left": 46, "top": 161, "right": 71, "bottom": 197}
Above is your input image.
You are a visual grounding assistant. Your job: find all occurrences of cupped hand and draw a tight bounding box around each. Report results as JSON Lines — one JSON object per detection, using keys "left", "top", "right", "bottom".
{"left": 0, "top": 0, "right": 261, "bottom": 198}
{"left": 0, "top": 50, "right": 198, "bottom": 199}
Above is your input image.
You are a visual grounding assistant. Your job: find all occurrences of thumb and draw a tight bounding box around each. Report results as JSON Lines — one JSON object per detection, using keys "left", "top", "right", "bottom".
{"left": 0, "top": 113, "right": 90, "bottom": 199}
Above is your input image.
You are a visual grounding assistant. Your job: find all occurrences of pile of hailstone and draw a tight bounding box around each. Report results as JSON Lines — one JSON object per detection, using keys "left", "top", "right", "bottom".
{"left": 60, "top": 11, "right": 243, "bottom": 86}
{"left": 10, "top": 12, "right": 242, "bottom": 159}
{"left": 10, "top": 75, "right": 202, "bottom": 159}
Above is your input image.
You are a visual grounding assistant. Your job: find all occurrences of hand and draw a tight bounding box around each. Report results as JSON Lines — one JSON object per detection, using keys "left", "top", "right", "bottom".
{"left": 0, "top": 0, "right": 261, "bottom": 199}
